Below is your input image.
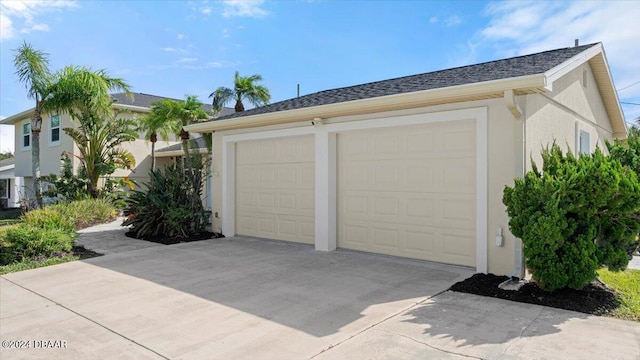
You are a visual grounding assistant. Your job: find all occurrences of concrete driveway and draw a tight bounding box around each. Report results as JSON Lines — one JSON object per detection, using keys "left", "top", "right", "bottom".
{"left": 2, "top": 233, "right": 639, "bottom": 359}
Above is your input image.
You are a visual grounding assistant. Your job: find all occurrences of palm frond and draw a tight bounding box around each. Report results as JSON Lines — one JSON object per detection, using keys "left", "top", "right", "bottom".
{"left": 13, "top": 41, "right": 52, "bottom": 101}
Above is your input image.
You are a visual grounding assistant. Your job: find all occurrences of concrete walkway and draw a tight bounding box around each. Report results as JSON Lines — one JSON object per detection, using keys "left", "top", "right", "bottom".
{"left": 1, "top": 221, "right": 639, "bottom": 359}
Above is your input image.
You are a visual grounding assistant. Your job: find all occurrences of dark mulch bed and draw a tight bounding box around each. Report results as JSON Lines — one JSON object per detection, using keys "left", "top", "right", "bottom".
{"left": 71, "top": 245, "right": 104, "bottom": 260}
{"left": 450, "top": 273, "right": 619, "bottom": 316}
{"left": 124, "top": 231, "right": 224, "bottom": 245}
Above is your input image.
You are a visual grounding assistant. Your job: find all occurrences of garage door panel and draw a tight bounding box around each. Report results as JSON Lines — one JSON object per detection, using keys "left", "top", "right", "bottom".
{"left": 236, "top": 136, "right": 315, "bottom": 244}
{"left": 338, "top": 120, "right": 476, "bottom": 267}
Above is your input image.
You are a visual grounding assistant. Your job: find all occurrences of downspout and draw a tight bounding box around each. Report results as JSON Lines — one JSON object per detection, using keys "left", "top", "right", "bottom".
{"left": 504, "top": 90, "right": 526, "bottom": 280}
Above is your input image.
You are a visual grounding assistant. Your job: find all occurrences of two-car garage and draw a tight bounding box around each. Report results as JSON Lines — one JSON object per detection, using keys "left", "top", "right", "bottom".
{"left": 228, "top": 110, "right": 482, "bottom": 269}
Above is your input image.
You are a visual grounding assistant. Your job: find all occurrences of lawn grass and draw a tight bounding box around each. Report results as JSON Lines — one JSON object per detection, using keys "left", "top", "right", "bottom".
{"left": 0, "top": 255, "right": 79, "bottom": 275}
{"left": 598, "top": 268, "right": 640, "bottom": 321}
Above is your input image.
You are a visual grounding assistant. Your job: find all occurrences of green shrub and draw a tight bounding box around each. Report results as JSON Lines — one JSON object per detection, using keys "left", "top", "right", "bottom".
{"left": 503, "top": 145, "right": 640, "bottom": 291}
{"left": 22, "top": 208, "right": 74, "bottom": 232}
{"left": 50, "top": 199, "right": 117, "bottom": 229}
{"left": 42, "top": 155, "right": 90, "bottom": 202}
{"left": 122, "top": 162, "right": 208, "bottom": 238}
{"left": 0, "top": 225, "right": 75, "bottom": 265}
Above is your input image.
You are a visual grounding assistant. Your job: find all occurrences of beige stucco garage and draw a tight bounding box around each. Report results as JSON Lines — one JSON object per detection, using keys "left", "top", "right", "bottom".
{"left": 187, "top": 42, "right": 626, "bottom": 276}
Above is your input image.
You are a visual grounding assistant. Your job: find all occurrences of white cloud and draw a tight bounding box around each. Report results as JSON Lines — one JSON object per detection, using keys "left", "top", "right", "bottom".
{"left": 222, "top": 0, "right": 269, "bottom": 18}
{"left": 184, "top": 61, "right": 225, "bottom": 70}
{"left": 429, "top": 16, "right": 438, "bottom": 24}
{"left": 178, "top": 57, "right": 198, "bottom": 63}
{"left": 161, "top": 47, "right": 178, "bottom": 52}
{"left": 22, "top": 22, "right": 49, "bottom": 33}
{"left": 0, "top": 13, "right": 14, "bottom": 39}
{"left": 444, "top": 15, "right": 462, "bottom": 27}
{"left": 223, "top": 28, "right": 230, "bottom": 38}
{"left": 0, "top": 0, "right": 77, "bottom": 41}
{"left": 201, "top": 6, "right": 211, "bottom": 15}
{"left": 177, "top": 33, "right": 185, "bottom": 40}
{"left": 479, "top": 1, "right": 640, "bottom": 122}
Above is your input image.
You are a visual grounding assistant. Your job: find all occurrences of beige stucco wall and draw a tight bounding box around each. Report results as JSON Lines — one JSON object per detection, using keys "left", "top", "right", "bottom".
{"left": 211, "top": 98, "right": 521, "bottom": 275}
{"left": 13, "top": 109, "right": 180, "bottom": 190}
{"left": 14, "top": 112, "right": 76, "bottom": 178}
{"left": 524, "top": 64, "right": 614, "bottom": 168}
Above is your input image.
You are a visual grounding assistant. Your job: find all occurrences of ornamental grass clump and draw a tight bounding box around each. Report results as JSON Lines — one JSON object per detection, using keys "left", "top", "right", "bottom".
{"left": 503, "top": 144, "right": 640, "bottom": 292}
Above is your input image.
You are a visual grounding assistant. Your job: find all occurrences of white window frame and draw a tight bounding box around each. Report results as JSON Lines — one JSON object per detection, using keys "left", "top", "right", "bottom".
{"left": 50, "top": 113, "right": 61, "bottom": 146}
{"left": 22, "top": 122, "right": 31, "bottom": 151}
{"left": 579, "top": 130, "right": 591, "bottom": 155}
{"left": 575, "top": 122, "right": 592, "bottom": 155}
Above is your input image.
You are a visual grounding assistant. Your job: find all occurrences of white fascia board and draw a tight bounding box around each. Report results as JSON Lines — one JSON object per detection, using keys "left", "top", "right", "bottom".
{"left": 113, "top": 104, "right": 151, "bottom": 113}
{"left": 154, "top": 149, "right": 208, "bottom": 157}
{"left": 544, "top": 43, "right": 603, "bottom": 90}
{"left": 0, "top": 164, "right": 15, "bottom": 172}
{"left": 186, "top": 74, "right": 545, "bottom": 133}
{"left": 0, "top": 108, "right": 35, "bottom": 125}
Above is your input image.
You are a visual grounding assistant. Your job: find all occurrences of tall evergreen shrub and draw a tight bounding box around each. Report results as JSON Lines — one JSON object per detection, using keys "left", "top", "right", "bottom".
{"left": 503, "top": 144, "right": 640, "bottom": 291}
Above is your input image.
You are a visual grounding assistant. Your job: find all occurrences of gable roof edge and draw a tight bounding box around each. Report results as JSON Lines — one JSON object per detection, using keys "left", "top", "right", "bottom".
{"left": 544, "top": 43, "right": 626, "bottom": 138}
{"left": 187, "top": 73, "right": 547, "bottom": 133}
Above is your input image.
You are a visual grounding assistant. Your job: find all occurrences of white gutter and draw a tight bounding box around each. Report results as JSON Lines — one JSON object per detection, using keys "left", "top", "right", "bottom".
{"left": 155, "top": 149, "right": 208, "bottom": 157}
{"left": 504, "top": 90, "right": 522, "bottom": 119}
{"left": 186, "top": 74, "right": 547, "bottom": 133}
{"left": 113, "top": 104, "right": 151, "bottom": 113}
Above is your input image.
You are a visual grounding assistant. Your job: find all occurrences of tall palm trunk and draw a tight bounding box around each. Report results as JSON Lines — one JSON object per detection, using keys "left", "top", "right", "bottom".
{"left": 31, "top": 112, "right": 44, "bottom": 208}
{"left": 150, "top": 132, "right": 157, "bottom": 171}
{"left": 234, "top": 100, "right": 245, "bottom": 112}
{"left": 180, "top": 129, "right": 191, "bottom": 172}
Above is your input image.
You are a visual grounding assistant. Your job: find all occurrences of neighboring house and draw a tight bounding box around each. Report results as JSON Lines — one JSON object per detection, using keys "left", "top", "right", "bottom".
{"left": 155, "top": 137, "right": 214, "bottom": 210}
{"left": 0, "top": 92, "right": 232, "bottom": 205}
{"left": 0, "top": 158, "right": 21, "bottom": 208}
{"left": 186, "top": 42, "right": 626, "bottom": 277}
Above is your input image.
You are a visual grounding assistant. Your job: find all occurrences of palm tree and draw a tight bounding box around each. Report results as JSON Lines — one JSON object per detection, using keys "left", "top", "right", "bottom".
{"left": 209, "top": 71, "right": 271, "bottom": 115}
{"left": 137, "top": 105, "right": 174, "bottom": 171}
{"left": 14, "top": 42, "right": 54, "bottom": 208}
{"left": 63, "top": 113, "right": 137, "bottom": 198}
{"left": 13, "top": 42, "right": 130, "bottom": 207}
{"left": 170, "top": 96, "right": 209, "bottom": 172}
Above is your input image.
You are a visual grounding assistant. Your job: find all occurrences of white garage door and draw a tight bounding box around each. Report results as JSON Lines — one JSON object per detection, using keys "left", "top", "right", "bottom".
{"left": 235, "top": 136, "right": 315, "bottom": 244}
{"left": 337, "top": 120, "right": 476, "bottom": 266}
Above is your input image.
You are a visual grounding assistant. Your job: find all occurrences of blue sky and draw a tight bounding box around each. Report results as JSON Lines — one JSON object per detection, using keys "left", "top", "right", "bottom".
{"left": 1, "top": 0, "right": 639, "bottom": 153}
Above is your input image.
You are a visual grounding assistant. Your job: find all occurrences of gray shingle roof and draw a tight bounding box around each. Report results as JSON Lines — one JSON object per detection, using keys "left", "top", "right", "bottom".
{"left": 156, "top": 137, "right": 208, "bottom": 153}
{"left": 211, "top": 43, "right": 598, "bottom": 121}
{"left": 111, "top": 92, "right": 234, "bottom": 117}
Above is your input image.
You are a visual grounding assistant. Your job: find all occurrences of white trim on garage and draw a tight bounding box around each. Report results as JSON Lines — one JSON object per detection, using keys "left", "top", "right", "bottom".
{"left": 221, "top": 106, "right": 488, "bottom": 272}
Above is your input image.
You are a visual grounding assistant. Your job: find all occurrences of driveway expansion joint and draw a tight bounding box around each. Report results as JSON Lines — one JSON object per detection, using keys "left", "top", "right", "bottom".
{"left": 309, "top": 287, "right": 453, "bottom": 359}
{"left": 1, "top": 276, "right": 171, "bottom": 360}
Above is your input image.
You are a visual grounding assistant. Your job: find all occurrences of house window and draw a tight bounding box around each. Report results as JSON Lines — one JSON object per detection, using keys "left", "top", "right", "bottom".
{"left": 50, "top": 113, "right": 60, "bottom": 146}
{"left": 579, "top": 130, "right": 591, "bottom": 154}
{"left": 22, "top": 122, "right": 31, "bottom": 150}
{"left": 0, "top": 179, "right": 9, "bottom": 198}
{"left": 582, "top": 69, "right": 588, "bottom": 88}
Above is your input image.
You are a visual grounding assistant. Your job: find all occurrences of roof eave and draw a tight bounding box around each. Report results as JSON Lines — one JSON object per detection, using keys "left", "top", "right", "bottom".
{"left": 113, "top": 104, "right": 151, "bottom": 113}
{"left": 155, "top": 148, "right": 208, "bottom": 157}
{"left": 186, "top": 74, "right": 547, "bottom": 133}
{"left": 0, "top": 108, "right": 35, "bottom": 125}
